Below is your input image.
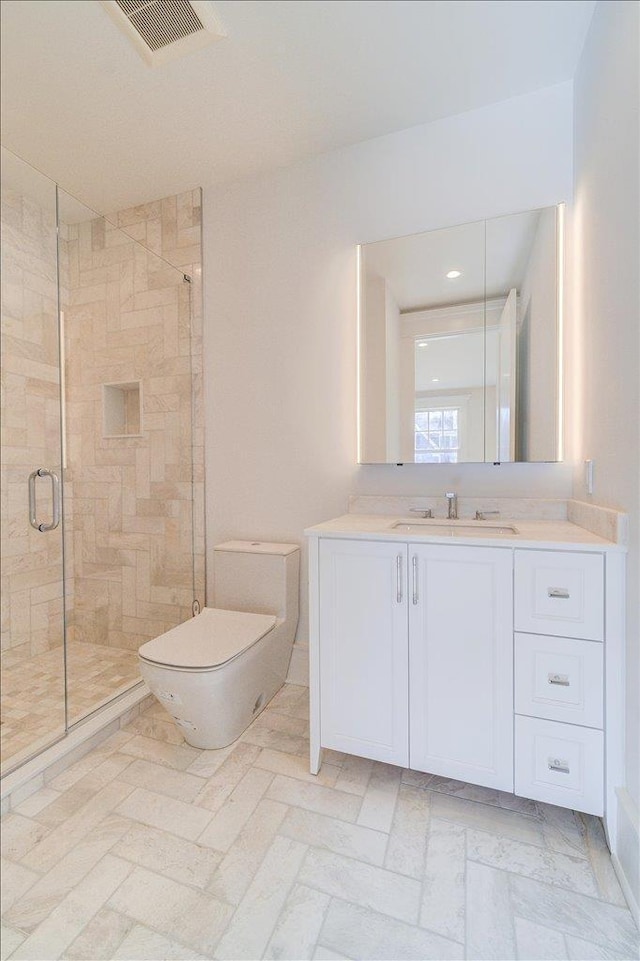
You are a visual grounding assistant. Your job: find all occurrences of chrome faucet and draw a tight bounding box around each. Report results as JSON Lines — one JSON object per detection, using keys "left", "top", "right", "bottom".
{"left": 445, "top": 492, "right": 458, "bottom": 520}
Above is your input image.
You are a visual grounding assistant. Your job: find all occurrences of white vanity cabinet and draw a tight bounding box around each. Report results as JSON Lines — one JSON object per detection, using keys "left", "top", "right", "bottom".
{"left": 315, "top": 538, "right": 513, "bottom": 787}
{"left": 308, "top": 519, "right": 623, "bottom": 828}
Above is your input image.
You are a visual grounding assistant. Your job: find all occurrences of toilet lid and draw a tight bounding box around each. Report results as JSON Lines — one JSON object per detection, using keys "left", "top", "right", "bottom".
{"left": 138, "top": 607, "right": 276, "bottom": 669}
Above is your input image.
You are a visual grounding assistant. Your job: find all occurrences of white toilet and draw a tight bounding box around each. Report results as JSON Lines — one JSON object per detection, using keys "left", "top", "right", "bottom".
{"left": 138, "top": 540, "right": 300, "bottom": 749}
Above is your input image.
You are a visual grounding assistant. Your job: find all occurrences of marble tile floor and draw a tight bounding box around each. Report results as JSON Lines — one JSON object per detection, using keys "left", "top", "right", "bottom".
{"left": 1, "top": 643, "right": 141, "bottom": 769}
{"left": 1, "top": 683, "right": 637, "bottom": 961}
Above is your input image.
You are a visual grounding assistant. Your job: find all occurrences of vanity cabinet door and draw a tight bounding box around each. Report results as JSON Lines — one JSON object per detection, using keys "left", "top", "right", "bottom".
{"left": 409, "top": 545, "right": 514, "bottom": 791}
{"left": 318, "top": 539, "right": 409, "bottom": 766}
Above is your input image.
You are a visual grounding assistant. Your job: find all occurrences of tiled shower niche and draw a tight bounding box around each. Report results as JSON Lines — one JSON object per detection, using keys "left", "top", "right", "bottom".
{"left": 102, "top": 382, "right": 143, "bottom": 438}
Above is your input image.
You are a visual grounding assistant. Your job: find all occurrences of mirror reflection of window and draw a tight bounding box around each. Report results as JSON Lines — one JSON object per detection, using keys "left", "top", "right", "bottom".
{"left": 411, "top": 328, "right": 485, "bottom": 462}
{"left": 415, "top": 407, "right": 460, "bottom": 463}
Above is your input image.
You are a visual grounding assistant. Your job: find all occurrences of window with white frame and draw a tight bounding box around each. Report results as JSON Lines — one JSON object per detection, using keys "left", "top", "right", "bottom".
{"left": 414, "top": 406, "right": 460, "bottom": 463}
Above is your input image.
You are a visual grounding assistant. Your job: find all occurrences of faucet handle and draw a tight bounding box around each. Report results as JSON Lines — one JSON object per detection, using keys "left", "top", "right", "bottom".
{"left": 475, "top": 510, "right": 500, "bottom": 521}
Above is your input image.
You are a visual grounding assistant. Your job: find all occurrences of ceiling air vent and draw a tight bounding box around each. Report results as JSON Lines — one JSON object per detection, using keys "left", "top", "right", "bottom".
{"left": 100, "top": 0, "right": 225, "bottom": 67}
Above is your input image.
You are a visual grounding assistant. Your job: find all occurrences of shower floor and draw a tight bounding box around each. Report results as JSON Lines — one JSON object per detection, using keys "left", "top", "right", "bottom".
{"left": 1, "top": 641, "right": 140, "bottom": 770}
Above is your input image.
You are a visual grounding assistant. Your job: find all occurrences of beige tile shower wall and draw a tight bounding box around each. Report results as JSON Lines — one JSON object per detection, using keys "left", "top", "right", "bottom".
{"left": 0, "top": 187, "right": 65, "bottom": 659}
{"left": 116, "top": 191, "right": 205, "bottom": 610}
{"left": 63, "top": 190, "right": 204, "bottom": 651}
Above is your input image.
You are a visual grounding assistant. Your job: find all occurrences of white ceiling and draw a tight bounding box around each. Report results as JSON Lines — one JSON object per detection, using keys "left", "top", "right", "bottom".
{"left": 415, "top": 329, "right": 499, "bottom": 391}
{"left": 1, "top": 0, "right": 595, "bottom": 212}
{"left": 363, "top": 208, "right": 543, "bottom": 309}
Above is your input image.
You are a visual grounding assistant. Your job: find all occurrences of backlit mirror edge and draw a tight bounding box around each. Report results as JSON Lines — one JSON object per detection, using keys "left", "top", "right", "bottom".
{"left": 557, "top": 202, "right": 565, "bottom": 463}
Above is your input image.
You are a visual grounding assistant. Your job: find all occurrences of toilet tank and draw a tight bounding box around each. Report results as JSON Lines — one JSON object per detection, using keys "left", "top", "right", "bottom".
{"left": 213, "top": 541, "right": 300, "bottom": 624}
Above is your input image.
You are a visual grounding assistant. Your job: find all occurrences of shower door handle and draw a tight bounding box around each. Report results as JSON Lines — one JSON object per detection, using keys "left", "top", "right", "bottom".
{"left": 28, "top": 468, "right": 60, "bottom": 532}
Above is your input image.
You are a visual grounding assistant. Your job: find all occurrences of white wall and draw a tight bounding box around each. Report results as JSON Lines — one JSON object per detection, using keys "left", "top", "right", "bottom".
{"left": 202, "top": 82, "right": 574, "bottom": 655}
{"left": 569, "top": 0, "right": 639, "bottom": 910}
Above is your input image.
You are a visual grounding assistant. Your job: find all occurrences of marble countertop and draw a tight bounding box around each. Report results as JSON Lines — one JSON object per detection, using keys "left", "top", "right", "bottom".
{"left": 304, "top": 513, "right": 625, "bottom": 552}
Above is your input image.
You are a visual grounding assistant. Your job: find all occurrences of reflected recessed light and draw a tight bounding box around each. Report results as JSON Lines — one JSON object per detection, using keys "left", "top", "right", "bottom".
{"left": 417, "top": 341, "right": 429, "bottom": 348}
{"left": 432, "top": 377, "right": 440, "bottom": 383}
{"left": 446, "top": 269, "right": 462, "bottom": 279}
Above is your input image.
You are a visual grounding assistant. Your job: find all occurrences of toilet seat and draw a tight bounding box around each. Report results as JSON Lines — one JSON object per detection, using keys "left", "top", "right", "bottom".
{"left": 138, "top": 607, "right": 276, "bottom": 670}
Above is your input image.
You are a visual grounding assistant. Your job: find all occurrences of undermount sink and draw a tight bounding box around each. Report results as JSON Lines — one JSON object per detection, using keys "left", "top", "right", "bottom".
{"left": 391, "top": 520, "right": 519, "bottom": 536}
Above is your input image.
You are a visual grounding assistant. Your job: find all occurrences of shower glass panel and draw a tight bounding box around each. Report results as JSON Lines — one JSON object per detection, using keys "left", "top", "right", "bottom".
{"left": 1, "top": 147, "right": 202, "bottom": 776}
{"left": 1, "top": 150, "right": 67, "bottom": 771}
{"left": 57, "top": 189, "right": 197, "bottom": 730}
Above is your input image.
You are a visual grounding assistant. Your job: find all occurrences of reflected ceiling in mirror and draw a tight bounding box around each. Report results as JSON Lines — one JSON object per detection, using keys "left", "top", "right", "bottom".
{"left": 358, "top": 205, "right": 563, "bottom": 465}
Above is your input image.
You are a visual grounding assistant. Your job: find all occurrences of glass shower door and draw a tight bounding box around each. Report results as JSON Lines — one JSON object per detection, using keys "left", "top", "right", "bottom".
{"left": 57, "top": 188, "right": 198, "bottom": 729}
{"left": 1, "top": 149, "right": 67, "bottom": 772}
{"left": 2, "top": 152, "right": 204, "bottom": 775}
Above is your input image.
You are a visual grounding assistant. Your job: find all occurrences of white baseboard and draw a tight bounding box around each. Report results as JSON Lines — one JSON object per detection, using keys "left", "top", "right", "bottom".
{"left": 613, "top": 787, "right": 640, "bottom": 928}
{"left": 287, "top": 640, "right": 309, "bottom": 687}
{"left": 612, "top": 852, "right": 639, "bottom": 929}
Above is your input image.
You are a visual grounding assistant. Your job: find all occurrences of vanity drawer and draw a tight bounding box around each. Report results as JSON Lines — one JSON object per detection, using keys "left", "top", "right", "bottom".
{"left": 515, "top": 633, "right": 603, "bottom": 728}
{"left": 514, "top": 550, "right": 604, "bottom": 641}
{"left": 515, "top": 715, "right": 603, "bottom": 815}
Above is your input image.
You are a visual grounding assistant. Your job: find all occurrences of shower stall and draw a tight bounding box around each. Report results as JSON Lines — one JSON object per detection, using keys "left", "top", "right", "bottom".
{"left": 0, "top": 148, "right": 205, "bottom": 776}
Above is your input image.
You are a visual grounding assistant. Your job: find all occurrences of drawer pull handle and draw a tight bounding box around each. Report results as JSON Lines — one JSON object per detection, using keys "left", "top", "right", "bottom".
{"left": 548, "top": 757, "right": 570, "bottom": 774}
{"left": 396, "top": 555, "right": 403, "bottom": 604}
{"left": 548, "top": 673, "right": 570, "bottom": 687}
{"left": 548, "top": 587, "right": 570, "bottom": 599}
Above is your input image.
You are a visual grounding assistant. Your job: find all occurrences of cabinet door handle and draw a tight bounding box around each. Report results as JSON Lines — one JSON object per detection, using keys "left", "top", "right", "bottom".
{"left": 396, "top": 554, "right": 403, "bottom": 604}
{"left": 548, "top": 587, "right": 570, "bottom": 599}
{"left": 548, "top": 757, "right": 570, "bottom": 774}
{"left": 548, "top": 673, "right": 570, "bottom": 687}
{"left": 412, "top": 555, "right": 418, "bottom": 605}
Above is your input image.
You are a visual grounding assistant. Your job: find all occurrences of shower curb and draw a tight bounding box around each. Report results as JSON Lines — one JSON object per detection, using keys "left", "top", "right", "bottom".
{"left": 1, "top": 682, "right": 152, "bottom": 814}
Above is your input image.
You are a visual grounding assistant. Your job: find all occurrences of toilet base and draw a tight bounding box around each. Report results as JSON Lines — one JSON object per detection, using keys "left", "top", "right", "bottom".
{"left": 139, "top": 617, "right": 294, "bottom": 749}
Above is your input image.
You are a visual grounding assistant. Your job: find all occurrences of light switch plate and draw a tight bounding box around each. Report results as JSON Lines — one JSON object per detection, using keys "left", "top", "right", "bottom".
{"left": 584, "top": 459, "right": 594, "bottom": 495}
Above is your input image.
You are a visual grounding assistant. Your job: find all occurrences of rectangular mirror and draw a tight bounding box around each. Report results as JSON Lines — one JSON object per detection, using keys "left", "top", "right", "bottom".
{"left": 358, "top": 204, "right": 563, "bottom": 464}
